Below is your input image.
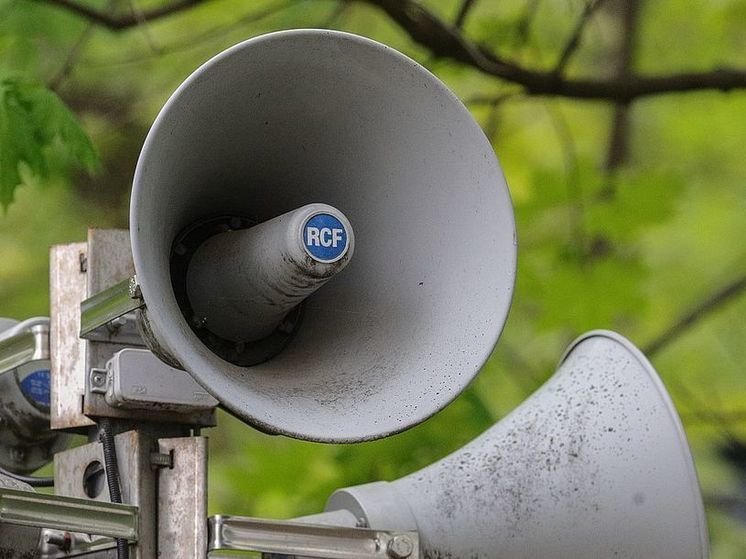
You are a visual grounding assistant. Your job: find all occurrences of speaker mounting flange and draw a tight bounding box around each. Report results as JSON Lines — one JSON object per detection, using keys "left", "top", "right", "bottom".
{"left": 169, "top": 215, "right": 304, "bottom": 367}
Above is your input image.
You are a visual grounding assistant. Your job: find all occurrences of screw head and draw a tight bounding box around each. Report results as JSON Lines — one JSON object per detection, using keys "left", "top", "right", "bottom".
{"left": 91, "top": 372, "right": 106, "bottom": 387}
{"left": 387, "top": 535, "right": 414, "bottom": 559}
{"left": 9, "top": 447, "right": 25, "bottom": 463}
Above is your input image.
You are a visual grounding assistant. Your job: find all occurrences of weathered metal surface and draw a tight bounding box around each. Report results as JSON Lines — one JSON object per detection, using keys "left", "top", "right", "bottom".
{"left": 0, "top": 474, "right": 41, "bottom": 559}
{"left": 0, "top": 488, "right": 137, "bottom": 540}
{"left": 82, "top": 230, "right": 143, "bottom": 421}
{"left": 55, "top": 430, "right": 156, "bottom": 558}
{"left": 50, "top": 241, "right": 92, "bottom": 430}
{"left": 157, "top": 436, "right": 207, "bottom": 558}
{"left": 129, "top": 30, "right": 517, "bottom": 442}
{"left": 51, "top": 230, "right": 138, "bottom": 428}
{"left": 207, "top": 515, "right": 420, "bottom": 559}
{"left": 325, "top": 331, "right": 710, "bottom": 559}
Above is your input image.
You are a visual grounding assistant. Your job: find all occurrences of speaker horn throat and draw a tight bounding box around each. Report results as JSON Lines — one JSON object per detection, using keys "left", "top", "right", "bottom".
{"left": 185, "top": 203, "right": 354, "bottom": 345}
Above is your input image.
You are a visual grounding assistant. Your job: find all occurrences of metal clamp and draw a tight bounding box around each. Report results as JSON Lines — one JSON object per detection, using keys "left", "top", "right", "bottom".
{"left": 208, "top": 515, "right": 420, "bottom": 558}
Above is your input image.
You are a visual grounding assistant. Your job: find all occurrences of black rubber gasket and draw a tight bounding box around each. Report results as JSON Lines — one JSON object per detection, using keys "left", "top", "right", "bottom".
{"left": 169, "top": 215, "right": 303, "bottom": 367}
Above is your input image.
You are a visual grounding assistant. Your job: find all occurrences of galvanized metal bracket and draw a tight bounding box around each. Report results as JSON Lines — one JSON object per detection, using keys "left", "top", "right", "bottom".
{"left": 80, "top": 276, "right": 144, "bottom": 344}
{"left": 51, "top": 230, "right": 137, "bottom": 430}
{"left": 207, "top": 515, "right": 420, "bottom": 559}
{"left": 0, "top": 324, "right": 48, "bottom": 374}
{"left": 0, "top": 488, "right": 138, "bottom": 541}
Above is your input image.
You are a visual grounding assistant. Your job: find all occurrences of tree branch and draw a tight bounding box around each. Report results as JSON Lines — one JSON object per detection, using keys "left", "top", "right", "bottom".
{"left": 553, "top": 0, "right": 607, "bottom": 75}
{"left": 454, "top": 0, "right": 477, "bottom": 29}
{"left": 49, "top": 21, "right": 96, "bottom": 90}
{"left": 36, "top": 0, "right": 208, "bottom": 30}
{"left": 604, "top": 0, "right": 641, "bottom": 179}
{"left": 33, "top": 0, "right": 746, "bottom": 100}
{"left": 354, "top": 0, "right": 746, "bottom": 101}
{"left": 682, "top": 409, "right": 746, "bottom": 425}
{"left": 644, "top": 274, "right": 746, "bottom": 356}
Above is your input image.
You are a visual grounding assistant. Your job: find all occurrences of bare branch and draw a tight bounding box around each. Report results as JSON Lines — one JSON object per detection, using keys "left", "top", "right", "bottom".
{"left": 514, "top": 0, "right": 540, "bottom": 48}
{"left": 553, "top": 0, "right": 608, "bottom": 75}
{"left": 704, "top": 493, "right": 746, "bottom": 514}
{"left": 682, "top": 409, "right": 746, "bottom": 425}
{"left": 604, "top": 0, "right": 642, "bottom": 182}
{"left": 354, "top": 0, "right": 746, "bottom": 101}
{"left": 80, "top": 1, "right": 295, "bottom": 66}
{"left": 321, "top": 2, "right": 349, "bottom": 28}
{"left": 33, "top": 0, "right": 746, "bottom": 100}
{"left": 35, "top": 0, "right": 208, "bottom": 30}
{"left": 465, "top": 91, "right": 523, "bottom": 105}
{"left": 544, "top": 103, "right": 587, "bottom": 256}
{"left": 49, "top": 21, "right": 96, "bottom": 90}
{"left": 127, "top": 0, "right": 164, "bottom": 53}
{"left": 454, "top": 0, "right": 477, "bottom": 29}
{"left": 644, "top": 274, "right": 746, "bottom": 357}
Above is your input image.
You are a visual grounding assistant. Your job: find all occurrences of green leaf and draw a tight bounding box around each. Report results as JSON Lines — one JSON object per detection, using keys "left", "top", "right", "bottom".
{"left": 0, "top": 77, "right": 98, "bottom": 208}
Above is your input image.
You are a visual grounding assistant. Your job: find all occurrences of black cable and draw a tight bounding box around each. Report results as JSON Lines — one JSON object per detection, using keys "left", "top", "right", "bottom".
{"left": 98, "top": 418, "right": 129, "bottom": 559}
{"left": 0, "top": 464, "right": 54, "bottom": 487}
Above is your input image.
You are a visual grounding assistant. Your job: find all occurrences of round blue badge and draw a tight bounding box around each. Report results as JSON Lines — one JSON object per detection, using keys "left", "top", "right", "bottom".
{"left": 20, "top": 368, "right": 51, "bottom": 408}
{"left": 303, "top": 213, "right": 348, "bottom": 263}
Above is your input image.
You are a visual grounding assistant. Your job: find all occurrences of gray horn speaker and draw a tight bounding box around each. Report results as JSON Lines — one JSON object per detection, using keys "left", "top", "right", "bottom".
{"left": 130, "top": 30, "right": 516, "bottom": 442}
{"left": 321, "top": 331, "right": 710, "bottom": 558}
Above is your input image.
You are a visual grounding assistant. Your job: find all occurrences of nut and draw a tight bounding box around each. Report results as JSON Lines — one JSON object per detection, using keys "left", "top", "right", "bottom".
{"left": 387, "top": 535, "right": 414, "bottom": 559}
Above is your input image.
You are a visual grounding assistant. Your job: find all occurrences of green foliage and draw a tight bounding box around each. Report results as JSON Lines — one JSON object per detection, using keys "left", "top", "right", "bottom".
{"left": 0, "top": 0, "right": 745, "bottom": 555}
{"left": 0, "top": 76, "right": 98, "bottom": 208}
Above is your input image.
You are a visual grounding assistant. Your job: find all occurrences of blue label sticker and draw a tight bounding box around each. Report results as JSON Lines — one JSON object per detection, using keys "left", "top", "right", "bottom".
{"left": 303, "top": 213, "right": 348, "bottom": 262}
{"left": 20, "top": 369, "right": 51, "bottom": 408}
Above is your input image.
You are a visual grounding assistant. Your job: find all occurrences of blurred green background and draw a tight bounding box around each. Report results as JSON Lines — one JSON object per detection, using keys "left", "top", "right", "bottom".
{"left": 1, "top": 0, "right": 745, "bottom": 556}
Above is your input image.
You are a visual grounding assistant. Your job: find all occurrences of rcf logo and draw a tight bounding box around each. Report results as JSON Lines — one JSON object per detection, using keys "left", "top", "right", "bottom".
{"left": 306, "top": 226, "right": 344, "bottom": 248}
{"left": 303, "top": 213, "right": 348, "bottom": 262}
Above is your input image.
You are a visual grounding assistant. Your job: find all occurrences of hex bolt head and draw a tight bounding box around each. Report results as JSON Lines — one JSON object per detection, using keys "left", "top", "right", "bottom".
{"left": 9, "top": 447, "right": 25, "bottom": 463}
{"left": 387, "top": 535, "right": 414, "bottom": 559}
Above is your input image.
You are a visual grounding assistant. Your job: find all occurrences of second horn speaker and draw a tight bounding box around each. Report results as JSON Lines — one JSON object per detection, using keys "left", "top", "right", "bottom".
{"left": 323, "top": 331, "right": 709, "bottom": 558}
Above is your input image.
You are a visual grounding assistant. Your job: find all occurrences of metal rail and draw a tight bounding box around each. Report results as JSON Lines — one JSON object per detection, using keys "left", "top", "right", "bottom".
{"left": 208, "top": 515, "right": 419, "bottom": 559}
{"left": 0, "top": 489, "right": 138, "bottom": 541}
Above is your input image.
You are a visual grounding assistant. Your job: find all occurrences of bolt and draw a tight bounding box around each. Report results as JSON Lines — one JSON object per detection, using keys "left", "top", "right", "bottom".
{"left": 150, "top": 450, "right": 174, "bottom": 469}
{"left": 91, "top": 372, "right": 106, "bottom": 387}
{"left": 44, "top": 531, "right": 72, "bottom": 552}
{"left": 277, "top": 318, "right": 295, "bottom": 335}
{"left": 387, "top": 535, "right": 413, "bottom": 559}
{"left": 9, "top": 447, "right": 25, "bottom": 463}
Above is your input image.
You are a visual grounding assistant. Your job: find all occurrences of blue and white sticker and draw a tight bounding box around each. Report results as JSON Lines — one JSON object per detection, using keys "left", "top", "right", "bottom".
{"left": 20, "top": 368, "right": 51, "bottom": 408}
{"left": 303, "top": 213, "right": 349, "bottom": 263}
